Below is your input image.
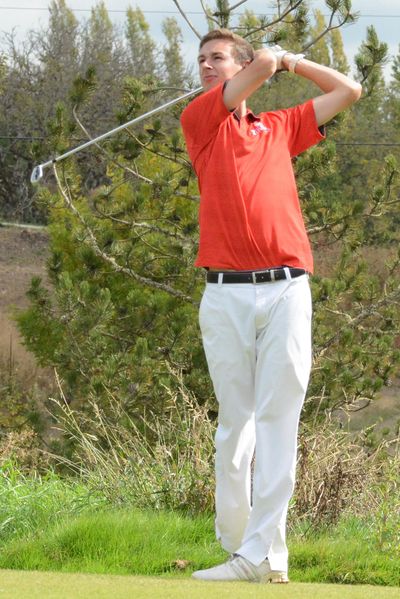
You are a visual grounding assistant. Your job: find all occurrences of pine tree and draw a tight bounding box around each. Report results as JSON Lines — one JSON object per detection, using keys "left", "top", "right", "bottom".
{"left": 39, "top": 0, "right": 80, "bottom": 100}
{"left": 329, "top": 27, "right": 349, "bottom": 74}
{"left": 336, "top": 26, "right": 392, "bottom": 202}
{"left": 74, "top": 2, "right": 131, "bottom": 188}
{"left": 386, "top": 44, "right": 400, "bottom": 131}
{"left": 162, "top": 18, "right": 187, "bottom": 88}
{"left": 308, "top": 9, "right": 331, "bottom": 66}
{"left": 0, "top": 0, "right": 81, "bottom": 221}
{"left": 126, "top": 7, "right": 158, "bottom": 79}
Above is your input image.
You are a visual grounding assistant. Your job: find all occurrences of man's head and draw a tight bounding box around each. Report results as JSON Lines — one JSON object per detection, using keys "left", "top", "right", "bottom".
{"left": 198, "top": 29, "right": 254, "bottom": 90}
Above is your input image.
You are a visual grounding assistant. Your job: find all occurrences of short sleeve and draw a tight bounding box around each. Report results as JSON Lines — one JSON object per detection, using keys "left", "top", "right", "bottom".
{"left": 277, "top": 99, "right": 325, "bottom": 157}
{"left": 180, "top": 83, "right": 231, "bottom": 168}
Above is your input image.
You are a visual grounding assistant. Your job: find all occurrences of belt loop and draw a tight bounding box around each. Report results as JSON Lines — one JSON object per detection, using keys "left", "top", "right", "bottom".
{"left": 252, "top": 271, "right": 257, "bottom": 284}
{"left": 283, "top": 266, "right": 291, "bottom": 280}
{"left": 218, "top": 272, "right": 223, "bottom": 287}
{"left": 270, "top": 269, "right": 275, "bottom": 281}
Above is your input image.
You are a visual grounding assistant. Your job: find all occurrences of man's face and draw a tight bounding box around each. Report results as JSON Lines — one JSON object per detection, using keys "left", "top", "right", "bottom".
{"left": 198, "top": 39, "right": 244, "bottom": 90}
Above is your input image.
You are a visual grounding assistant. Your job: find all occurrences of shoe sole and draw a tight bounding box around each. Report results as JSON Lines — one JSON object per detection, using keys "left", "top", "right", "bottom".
{"left": 192, "top": 574, "right": 289, "bottom": 583}
{"left": 259, "top": 573, "right": 289, "bottom": 584}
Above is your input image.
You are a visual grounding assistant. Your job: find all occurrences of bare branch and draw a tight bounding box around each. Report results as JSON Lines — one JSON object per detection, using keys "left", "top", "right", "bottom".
{"left": 175, "top": 190, "right": 200, "bottom": 202}
{"left": 130, "top": 221, "right": 195, "bottom": 245}
{"left": 172, "top": 0, "right": 202, "bottom": 39}
{"left": 200, "top": 0, "right": 220, "bottom": 28}
{"left": 301, "top": 8, "right": 353, "bottom": 53}
{"left": 229, "top": 0, "right": 248, "bottom": 11}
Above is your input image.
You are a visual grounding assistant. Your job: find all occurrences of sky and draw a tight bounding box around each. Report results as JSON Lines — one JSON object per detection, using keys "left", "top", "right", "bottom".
{"left": 0, "top": 0, "right": 399, "bottom": 79}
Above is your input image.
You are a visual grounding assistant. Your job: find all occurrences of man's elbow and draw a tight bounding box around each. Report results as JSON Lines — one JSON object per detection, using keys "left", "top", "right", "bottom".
{"left": 346, "top": 81, "right": 362, "bottom": 104}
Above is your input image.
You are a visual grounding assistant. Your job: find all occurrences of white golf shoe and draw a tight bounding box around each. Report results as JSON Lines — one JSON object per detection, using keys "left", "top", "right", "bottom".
{"left": 192, "top": 554, "right": 289, "bottom": 583}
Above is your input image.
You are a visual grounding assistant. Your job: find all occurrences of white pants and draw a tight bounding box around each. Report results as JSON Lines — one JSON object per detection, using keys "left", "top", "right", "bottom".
{"left": 199, "top": 275, "right": 312, "bottom": 572}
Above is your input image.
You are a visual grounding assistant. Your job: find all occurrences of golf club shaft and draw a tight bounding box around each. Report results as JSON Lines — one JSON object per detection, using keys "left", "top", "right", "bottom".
{"left": 31, "top": 86, "right": 202, "bottom": 181}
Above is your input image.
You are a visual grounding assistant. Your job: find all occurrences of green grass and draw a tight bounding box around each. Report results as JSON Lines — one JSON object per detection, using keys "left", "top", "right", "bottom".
{"left": 0, "top": 462, "right": 106, "bottom": 545}
{"left": 0, "top": 509, "right": 225, "bottom": 575}
{"left": 0, "top": 463, "right": 399, "bottom": 588}
{"left": 0, "top": 571, "right": 399, "bottom": 599}
{"left": 0, "top": 508, "right": 399, "bottom": 587}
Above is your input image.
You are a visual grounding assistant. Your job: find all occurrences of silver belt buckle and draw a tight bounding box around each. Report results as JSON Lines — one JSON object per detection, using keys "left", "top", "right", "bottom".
{"left": 283, "top": 266, "right": 291, "bottom": 280}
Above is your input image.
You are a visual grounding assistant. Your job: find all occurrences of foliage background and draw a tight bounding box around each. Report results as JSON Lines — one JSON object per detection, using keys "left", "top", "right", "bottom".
{"left": 0, "top": 1, "right": 399, "bottom": 530}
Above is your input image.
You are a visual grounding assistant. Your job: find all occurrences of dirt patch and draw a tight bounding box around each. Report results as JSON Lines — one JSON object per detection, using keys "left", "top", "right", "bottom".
{"left": 336, "top": 387, "right": 400, "bottom": 438}
{"left": 0, "top": 226, "right": 48, "bottom": 308}
{"left": 0, "top": 225, "right": 53, "bottom": 394}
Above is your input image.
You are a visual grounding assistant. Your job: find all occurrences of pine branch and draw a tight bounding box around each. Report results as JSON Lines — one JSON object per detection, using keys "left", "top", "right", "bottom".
{"left": 125, "top": 129, "right": 191, "bottom": 168}
{"left": 52, "top": 164, "right": 198, "bottom": 305}
{"left": 73, "top": 105, "right": 199, "bottom": 202}
{"left": 91, "top": 202, "right": 194, "bottom": 245}
{"left": 315, "top": 285, "right": 400, "bottom": 359}
{"left": 72, "top": 105, "right": 153, "bottom": 185}
{"left": 242, "top": 0, "right": 304, "bottom": 39}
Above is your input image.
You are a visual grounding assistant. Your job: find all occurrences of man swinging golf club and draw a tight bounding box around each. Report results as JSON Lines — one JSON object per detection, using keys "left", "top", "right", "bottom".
{"left": 180, "top": 29, "right": 361, "bottom": 583}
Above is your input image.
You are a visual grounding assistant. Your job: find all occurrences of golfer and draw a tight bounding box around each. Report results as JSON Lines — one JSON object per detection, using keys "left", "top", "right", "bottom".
{"left": 180, "top": 29, "right": 361, "bottom": 583}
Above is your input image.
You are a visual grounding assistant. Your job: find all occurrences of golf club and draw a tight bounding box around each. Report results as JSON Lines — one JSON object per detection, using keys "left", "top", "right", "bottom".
{"left": 30, "top": 86, "right": 202, "bottom": 184}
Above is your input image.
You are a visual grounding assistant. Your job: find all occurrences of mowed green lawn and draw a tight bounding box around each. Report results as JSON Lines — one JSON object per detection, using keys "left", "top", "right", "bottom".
{"left": 0, "top": 570, "right": 399, "bottom": 599}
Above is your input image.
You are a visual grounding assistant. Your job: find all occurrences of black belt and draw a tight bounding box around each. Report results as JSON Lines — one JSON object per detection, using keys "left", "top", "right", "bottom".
{"left": 206, "top": 267, "right": 307, "bottom": 284}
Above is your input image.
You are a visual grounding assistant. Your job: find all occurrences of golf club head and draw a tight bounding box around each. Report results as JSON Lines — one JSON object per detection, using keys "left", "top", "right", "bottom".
{"left": 30, "top": 164, "right": 44, "bottom": 185}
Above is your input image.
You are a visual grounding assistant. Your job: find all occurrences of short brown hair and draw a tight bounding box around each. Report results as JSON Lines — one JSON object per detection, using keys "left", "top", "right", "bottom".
{"left": 199, "top": 29, "right": 254, "bottom": 65}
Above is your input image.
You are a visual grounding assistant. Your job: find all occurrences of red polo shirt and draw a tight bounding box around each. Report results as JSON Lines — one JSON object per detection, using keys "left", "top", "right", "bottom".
{"left": 180, "top": 82, "right": 325, "bottom": 272}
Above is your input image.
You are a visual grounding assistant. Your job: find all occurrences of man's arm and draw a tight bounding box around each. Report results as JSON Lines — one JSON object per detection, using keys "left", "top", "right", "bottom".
{"left": 281, "top": 55, "right": 362, "bottom": 125}
{"left": 223, "top": 49, "right": 277, "bottom": 111}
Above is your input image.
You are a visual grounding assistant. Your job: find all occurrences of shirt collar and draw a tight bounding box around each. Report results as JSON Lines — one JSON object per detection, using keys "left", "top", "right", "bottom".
{"left": 232, "top": 109, "right": 260, "bottom": 122}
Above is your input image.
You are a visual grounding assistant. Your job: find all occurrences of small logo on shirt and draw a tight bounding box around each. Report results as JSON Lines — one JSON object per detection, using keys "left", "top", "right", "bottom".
{"left": 250, "top": 122, "right": 270, "bottom": 136}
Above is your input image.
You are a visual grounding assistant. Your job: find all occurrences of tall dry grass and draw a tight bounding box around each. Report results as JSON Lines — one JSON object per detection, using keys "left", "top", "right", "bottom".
{"left": 44, "top": 366, "right": 400, "bottom": 534}
{"left": 295, "top": 421, "right": 400, "bottom": 527}
{"left": 48, "top": 367, "right": 215, "bottom": 513}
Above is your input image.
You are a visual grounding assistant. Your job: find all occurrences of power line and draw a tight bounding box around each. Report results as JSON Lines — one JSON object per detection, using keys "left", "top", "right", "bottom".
{"left": 0, "top": 6, "right": 399, "bottom": 18}
{"left": 1, "top": 136, "right": 400, "bottom": 147}
{"left": 335, "top": 142, "right": 400, "bottom": 146}
{"left": 0, "top": 136, "right": 86, "bottom": 141}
